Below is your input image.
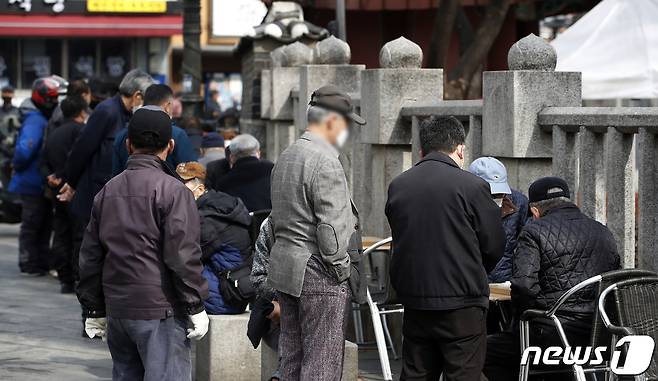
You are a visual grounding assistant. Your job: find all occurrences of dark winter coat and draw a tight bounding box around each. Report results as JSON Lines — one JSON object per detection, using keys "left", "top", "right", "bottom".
{"left": 488, "top": 190, "right": 529, "bottom": 283}
{"left": 385, "top": 152, "right": 505, "bottom": 311}
{"left": 77, "top": 154, "right": 208, "bottom": 319}
{"left": 204, "top": 158, "right": 231, "bottom": 189}
{"left": 42, "top": 119, "right": 83, "bottom": 180}
{"left": 9, "top": 100, "right": 48, "bottom": 196}
{"left": 511, "top": 204, "right": 620, "bottom": 317}
{"left": 65, "top": 95, "right": 130, "bottom": 220}
{"left": 196, "top": 190, "right": 252, "bottom": 314}
{"left": 211, "top": 156, "right": 273, "bottom": 212}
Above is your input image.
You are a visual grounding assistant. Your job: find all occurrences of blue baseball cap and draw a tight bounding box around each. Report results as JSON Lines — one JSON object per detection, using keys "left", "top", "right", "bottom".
{"left": 468, "top": 157, "right": 511, "bottom": 195}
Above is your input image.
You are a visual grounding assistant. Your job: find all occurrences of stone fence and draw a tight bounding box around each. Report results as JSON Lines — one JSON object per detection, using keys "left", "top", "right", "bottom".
{"left": 538, "top": 107, "right": 658, "bottom": 270}
{"left": 249, "top": 32, "right": 658, "bottom": 272}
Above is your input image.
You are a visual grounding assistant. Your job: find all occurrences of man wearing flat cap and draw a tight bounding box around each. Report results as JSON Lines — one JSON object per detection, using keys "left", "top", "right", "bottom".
{"left": 269, "top": 85, "right": 366, "bottom": 380}
{"left": 484, "top": 176, "right": 620, "bottom": 381}
{"left": 77, "top": 107, "right": 209, "bottom": 381}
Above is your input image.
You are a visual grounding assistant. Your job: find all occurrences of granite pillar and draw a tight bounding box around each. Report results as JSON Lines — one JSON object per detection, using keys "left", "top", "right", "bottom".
{"left": 357, "top": 37, "right": 442, "bottom": 237}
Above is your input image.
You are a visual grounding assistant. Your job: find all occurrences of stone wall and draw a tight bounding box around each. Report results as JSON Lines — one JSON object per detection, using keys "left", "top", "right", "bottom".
{"left": 258, "top": 32, "right": 658, "bottom": 271}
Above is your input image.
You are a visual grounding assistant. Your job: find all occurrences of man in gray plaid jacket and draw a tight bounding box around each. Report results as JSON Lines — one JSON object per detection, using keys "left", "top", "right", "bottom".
{"left": 268, "top": 85, "right": 366, "bottom": 380}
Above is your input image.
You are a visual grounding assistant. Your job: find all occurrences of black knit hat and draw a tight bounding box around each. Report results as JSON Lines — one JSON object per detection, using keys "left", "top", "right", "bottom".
{"left": 128, "top": 106, "right": 172, "bottom": 150}
{"left": 528, "top": 176, "right": 570, "bottom": 203}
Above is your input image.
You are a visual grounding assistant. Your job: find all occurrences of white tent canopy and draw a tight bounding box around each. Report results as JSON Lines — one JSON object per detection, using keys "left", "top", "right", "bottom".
{"left": 551, "top": 0, "right": 658, "bottom": 99}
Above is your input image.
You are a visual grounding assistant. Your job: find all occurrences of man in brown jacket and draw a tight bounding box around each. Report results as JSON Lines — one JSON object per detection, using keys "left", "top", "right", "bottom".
{"left": 77, "top": 107, "right": 209, "bottom": 381}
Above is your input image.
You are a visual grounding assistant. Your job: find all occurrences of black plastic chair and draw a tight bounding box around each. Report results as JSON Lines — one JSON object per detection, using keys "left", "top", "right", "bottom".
{"left": 519, "top": 269, "right": 657, "bottom": 381}
{"left": 599, "top": 276, "right": 658, "bottom": 380}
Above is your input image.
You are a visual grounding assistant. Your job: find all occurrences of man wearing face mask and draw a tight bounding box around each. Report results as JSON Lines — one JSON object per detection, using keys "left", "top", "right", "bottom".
{"left": 77, "top": 107, "right": 209, "bottom": 380}
{"left": 385, "top": 116, "right": 504, "bottom": 381}
{"left": 269, "top": 85, "right": 366, "bottom": 380}
{"left": 175, "top": 162, "right": 252, "bottom": 315}
{"left": 469, "top": 156, "right": 529, "bottom": 283}
{"left": 111, "top": 84, "right": 197, "bottom": 177}
{"left": 59, "top": 69, "right": 154, "bottom": 220}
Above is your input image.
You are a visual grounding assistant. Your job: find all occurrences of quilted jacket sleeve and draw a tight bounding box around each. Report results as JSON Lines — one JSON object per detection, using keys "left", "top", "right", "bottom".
{"left": 511, "top": 227, "right": 542, "bottom": 313}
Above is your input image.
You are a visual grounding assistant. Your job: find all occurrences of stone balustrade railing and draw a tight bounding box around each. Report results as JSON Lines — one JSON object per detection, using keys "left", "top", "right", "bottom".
{"left": 401, "top": 100, "right": 483, "bottom": 164}
{"left": 538, "top": 107, "right": 658, "bottom": 270}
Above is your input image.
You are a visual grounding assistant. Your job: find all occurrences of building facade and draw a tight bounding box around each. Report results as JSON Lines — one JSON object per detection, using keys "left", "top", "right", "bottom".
{"left": 0, "top": 0, "right": 182, "bottom": 90}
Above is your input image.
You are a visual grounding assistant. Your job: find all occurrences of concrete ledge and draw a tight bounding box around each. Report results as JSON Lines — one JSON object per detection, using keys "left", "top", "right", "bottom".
{"left": 195, "top": 313, "right": 261, "bottom": 381}
{"left": 261, "top": 339, "right": 358, "bottom": 381}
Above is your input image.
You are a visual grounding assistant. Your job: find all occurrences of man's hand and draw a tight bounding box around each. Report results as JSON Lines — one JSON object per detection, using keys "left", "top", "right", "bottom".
{"left": 57, "top": 183, "right": 75, "bottom": 202}
{"left": 267, "top": 300, "right": 280, "bottom": 323}
{"left": 85, "top": 317, "right": 107, "bottom": 341}
{"left": 47, "top": 174, "right": 62, "bottom": 188}
{"left": 187, "top": 310, "right": 209, "bottom": 341}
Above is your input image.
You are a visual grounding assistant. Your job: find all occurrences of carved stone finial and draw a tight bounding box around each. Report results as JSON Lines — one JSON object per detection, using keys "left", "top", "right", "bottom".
{"left": 282, "top": 41, "right": 314, "bottom": 67}
{"left": 507, "top": 33, "right": 557, "bottom": 71}
{"left": 313, "top": 36, "right": 351, "bottom": 64}
{"left": 379, "top": 37, "right": 423, "bottom": 69}
{"left": 270, "top": 46, "right": 287, "bottom": 68}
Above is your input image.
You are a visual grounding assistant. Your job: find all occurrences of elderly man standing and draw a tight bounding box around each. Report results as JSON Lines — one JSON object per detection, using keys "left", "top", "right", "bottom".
{"left": 386, "top": 116, "right": 505, "bottom": 381}
{"left": 269, "top": 85, "right": 366, "bottom": 380}
{"left": 211, "top": 133, "right": 273, "bottom": 212}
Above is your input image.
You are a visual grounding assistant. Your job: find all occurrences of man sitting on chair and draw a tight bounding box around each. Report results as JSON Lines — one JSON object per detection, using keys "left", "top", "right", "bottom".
{"left": 484, "top": 176, "right": 620, "bottom": 381}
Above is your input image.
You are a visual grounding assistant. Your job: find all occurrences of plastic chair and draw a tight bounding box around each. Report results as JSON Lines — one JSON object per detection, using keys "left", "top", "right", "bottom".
{"left": 599, "top": 276, "right": 658, "bottom": 380}
{"left": 519, "top": 269, "right": 657, "bottom": 381}
{"left": 362, "top": 237, "right": 402, "bottom": 381}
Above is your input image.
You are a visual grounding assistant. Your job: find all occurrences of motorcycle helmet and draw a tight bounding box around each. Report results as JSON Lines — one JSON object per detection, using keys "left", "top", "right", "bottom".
{"left": 31, "top": 76, "right": 61, "bottom": 115}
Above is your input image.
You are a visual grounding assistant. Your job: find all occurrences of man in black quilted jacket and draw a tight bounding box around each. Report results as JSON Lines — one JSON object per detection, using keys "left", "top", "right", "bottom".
{"left": 484, "top": 176, "right": 620, "bottom": 381}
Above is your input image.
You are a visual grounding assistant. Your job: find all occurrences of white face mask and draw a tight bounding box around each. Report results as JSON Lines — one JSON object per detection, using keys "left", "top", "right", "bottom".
{"left": 336, "top": 129, "right": 349, "bottom": 148}
{"left": 493, "top": 197, "right": 504, "bottom": 208}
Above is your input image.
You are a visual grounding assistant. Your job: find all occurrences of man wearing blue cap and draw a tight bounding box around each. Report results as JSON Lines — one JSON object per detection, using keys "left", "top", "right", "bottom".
{"left": 468, "top": 157, "right": 529, "bottom": 283}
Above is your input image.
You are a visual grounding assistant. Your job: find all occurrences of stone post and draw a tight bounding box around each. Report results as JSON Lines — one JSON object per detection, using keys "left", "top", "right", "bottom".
{"left": 295, "top": 36, "right": 366, "bottom": 188}
{"left": 356, "top": 37, "right": 443, "bottom": 237}
{"left": 604, "top": 127, "right": 636, "bottom": 268}
{"left": 638, "top": 129, "right": 658, "bottom": 271}
{"left": 262, "top": 42, "right": 313, "bottom": 161}
{"left": 482, "top": 34, "right": 581, "bottom": 191}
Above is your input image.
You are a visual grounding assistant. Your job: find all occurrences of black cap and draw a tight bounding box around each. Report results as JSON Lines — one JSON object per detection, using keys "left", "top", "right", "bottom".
{"left": 309, "top": 85, "right": 366, "bottom": 125}
{"left": 528, "top": 176, "right": 570, "bottom": 203}
{"left": 128, "top": 106, "right": 172, "bottom": 150}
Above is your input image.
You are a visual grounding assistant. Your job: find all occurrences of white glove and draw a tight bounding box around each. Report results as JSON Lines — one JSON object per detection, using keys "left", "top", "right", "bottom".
{"left": 187, "top": 310, "right": 209, "bottom": 341}
{"left": 85, "top": 317, "right": 107, "bottom": 341}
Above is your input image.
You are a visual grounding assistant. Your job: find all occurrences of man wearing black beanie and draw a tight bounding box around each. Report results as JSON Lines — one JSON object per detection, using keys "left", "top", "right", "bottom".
{"left": 77, "top": 107, "right": 209, "bottom": 381}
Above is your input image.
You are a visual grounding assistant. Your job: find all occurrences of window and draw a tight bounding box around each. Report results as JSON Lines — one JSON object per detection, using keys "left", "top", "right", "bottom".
{"left": 69, "top": 39, "right": 96, "bottom": 79}
{"left": 100, "top": 39, "right": 132, "bottom": 80}
{"left": 21, "top": 39, "right": 62, "bottom": 86}
{"left": 0, "top": 39, "right": 18, "bottom": 88}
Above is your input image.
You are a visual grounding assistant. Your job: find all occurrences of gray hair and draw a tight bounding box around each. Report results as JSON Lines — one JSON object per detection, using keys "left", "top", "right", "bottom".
{"left": 529, "top": 196, "right": 572, "bottom": 217}
{"left": 307, "top": 104, "right": 339, "bottom": 125}
{"left": 118, "top": 69, "right": 154, "bottom": 97}
{"left": 230, "top": 134, "right": 260, "bottom": 160}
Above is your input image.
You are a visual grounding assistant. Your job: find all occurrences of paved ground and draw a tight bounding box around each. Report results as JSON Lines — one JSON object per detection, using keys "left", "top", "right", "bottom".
{"left": 0, "top": 224, "right": 112, "bottom": 380}
{"left": 0, "top": 223, "right": 400, "bottom": 380}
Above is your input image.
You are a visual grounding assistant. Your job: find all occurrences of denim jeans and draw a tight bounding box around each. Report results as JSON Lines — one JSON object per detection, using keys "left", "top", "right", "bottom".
{"left": 107, "top": 317, "right": 191, "bottom": 381}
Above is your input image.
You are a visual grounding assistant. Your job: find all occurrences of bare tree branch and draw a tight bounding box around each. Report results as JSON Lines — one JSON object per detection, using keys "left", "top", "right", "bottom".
{"left": 446, "top": 0, "right": 512, "bottom": 98}
{"left": 427, "top": 0, "right": 460, "bottom": 68}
